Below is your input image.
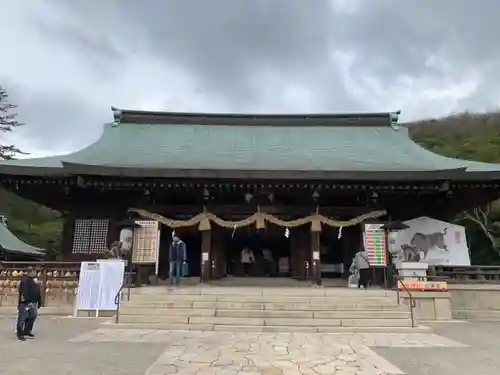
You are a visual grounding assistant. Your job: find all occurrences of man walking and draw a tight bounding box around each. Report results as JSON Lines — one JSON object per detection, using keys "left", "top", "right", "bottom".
{"left": 169, "top": 234, "right": 187, "bottom": 287}
{"left": 17, "top": 267, "right": 41, "bottom": 341}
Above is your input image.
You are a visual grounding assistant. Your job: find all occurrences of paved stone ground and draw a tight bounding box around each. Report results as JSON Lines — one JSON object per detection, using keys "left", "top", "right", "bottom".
{"left": 2, "top": 316, "right": 500, "bottom": 374}
{"left": 0, "top": 317, "right": 164, "bottom": 375}
{"left": 375, "top": 321, "right": 500, "bottom": 375}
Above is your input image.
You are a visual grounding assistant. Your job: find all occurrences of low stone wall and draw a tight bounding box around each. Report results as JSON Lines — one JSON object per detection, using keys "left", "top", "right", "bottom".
{"left": 0, "top": 305, "right": 74, "bottom": 316}
{"left": 0, "top": 289, "right": 76, "bottom": 316}
{"left": 0, "top": 290, "right": 76, "bottom": 307}
{"left": 0, "top": 261, "right": 80, "bottom": 315}
{"left": 448, "top": 284, "right": 500, "bottom": 321}
{"left": 399, "top": 291, "right": 452, "bottom": 321}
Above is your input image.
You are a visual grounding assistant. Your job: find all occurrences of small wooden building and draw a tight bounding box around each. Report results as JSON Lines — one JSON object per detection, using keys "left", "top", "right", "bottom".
{"left": 1, "top": 108, "right": 500, "bottom": 284}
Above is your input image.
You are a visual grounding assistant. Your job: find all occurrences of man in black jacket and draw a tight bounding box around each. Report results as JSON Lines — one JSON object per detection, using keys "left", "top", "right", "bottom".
{"left": 17, "top": 267, "right": 41, "bottom": 341}
{"left": 169, "top": 235, "right": 187, "bottom": 287}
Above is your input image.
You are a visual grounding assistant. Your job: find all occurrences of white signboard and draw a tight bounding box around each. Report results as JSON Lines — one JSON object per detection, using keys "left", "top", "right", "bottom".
{"left": 97, "top": 260, "right": 126, "bottom": 310}
{"left": 75, "top": 260, "right": 125, "bottom": 316}
{"left": 75, "top": 262, "right": 101, "bottom": 311}
{"left": 389, "top": 216, "right": 471, "bottom": 266}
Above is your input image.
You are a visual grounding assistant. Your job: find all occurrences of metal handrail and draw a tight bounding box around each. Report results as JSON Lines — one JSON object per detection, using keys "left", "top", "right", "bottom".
{"left": 114, "top": 284, "right": 124, "bottom": 324}
{"left": 393, "top": 272, "right": 416, "bottom": 328}
{"left": 114, "top": 271, "right": 134, "bottom": 323}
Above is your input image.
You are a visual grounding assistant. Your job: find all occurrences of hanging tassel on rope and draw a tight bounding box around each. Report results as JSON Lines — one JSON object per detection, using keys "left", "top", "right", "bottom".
{"left": 284, "top": 227, "right": 290, "bottom": 238}
{"left": 337, "top": 226, "right": 343, "bottom": 239}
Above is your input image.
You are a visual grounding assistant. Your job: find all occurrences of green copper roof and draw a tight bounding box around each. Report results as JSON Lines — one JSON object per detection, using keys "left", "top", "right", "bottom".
{"left": 1, "top": 109, "right": 500, "bottom": 180}
{"left": 0, "top": 222, "right": 44, "bottom": 257}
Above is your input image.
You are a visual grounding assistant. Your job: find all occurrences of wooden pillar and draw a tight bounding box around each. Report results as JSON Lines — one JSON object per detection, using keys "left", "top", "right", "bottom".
{"left": 61, "top": 214, "right": 75, "bottom": 260}
{"left": 311, "top": 218, "right": 322, "bottom": 286}
{"left": 211, "top": 228, "right": 225, "bottom": 279}
{"left": 199, "top": 218, "right": 211, "bottom": 283}
{"left": 291, "top": 228, "right": 307, "bottom": 279}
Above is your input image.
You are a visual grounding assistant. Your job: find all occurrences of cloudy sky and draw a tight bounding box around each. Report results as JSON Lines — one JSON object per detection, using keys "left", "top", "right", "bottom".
{"left": 2, "top": 0, "right": 500, "bottom": 158}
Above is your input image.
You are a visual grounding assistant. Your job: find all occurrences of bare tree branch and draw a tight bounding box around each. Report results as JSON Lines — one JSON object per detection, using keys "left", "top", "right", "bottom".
{"left": 459, "top": 204, "right": 500, "bottom": 256}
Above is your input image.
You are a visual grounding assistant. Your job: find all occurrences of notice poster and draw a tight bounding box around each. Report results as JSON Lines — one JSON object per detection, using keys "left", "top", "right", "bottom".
{"left": 75, "top": 262, "right": 101, "bottom": 311}
{"left": 363, "top": 224, "right": 388, "bottom": 266}
{"left": 96, "top": 260, "right": 126, "bottom": 310}
{"left": 132, "top": 220, "right": 159, "bottom": 264}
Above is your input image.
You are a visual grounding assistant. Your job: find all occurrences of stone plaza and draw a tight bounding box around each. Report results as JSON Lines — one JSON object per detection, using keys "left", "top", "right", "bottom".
{"left": 2, "top": 316, "right": 500, "bottom": 375}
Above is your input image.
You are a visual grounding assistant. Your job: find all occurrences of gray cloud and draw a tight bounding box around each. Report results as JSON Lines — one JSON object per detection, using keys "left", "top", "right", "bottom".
{"left": 2, "top": 80, "right": 106, "bottom": 153}
{"left": 2, "top": 0, "right": 500, "bottom": 154}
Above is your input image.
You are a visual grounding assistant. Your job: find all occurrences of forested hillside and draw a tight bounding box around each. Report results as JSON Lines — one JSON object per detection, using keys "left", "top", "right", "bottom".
{"left": 410, "top": 112, "right": 500, "bottom": 265}
{"left": 410, "top": 112, "right": 500, "bottom": 163}
{"left": 0, "top": 188, "right": 62, "bottom": 259}
{"left": 2, "top": 111, "right": 500, "bottom": 263}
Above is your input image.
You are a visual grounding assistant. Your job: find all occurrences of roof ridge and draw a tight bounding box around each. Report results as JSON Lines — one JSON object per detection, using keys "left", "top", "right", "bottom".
{"left": 111, "top": 107, "right": 401, "bottom": 127}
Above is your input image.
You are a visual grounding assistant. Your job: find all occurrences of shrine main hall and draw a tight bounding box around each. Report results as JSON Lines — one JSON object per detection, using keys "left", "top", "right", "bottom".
{"left": 1, "top": 108, "right": 500, "bottom": 284}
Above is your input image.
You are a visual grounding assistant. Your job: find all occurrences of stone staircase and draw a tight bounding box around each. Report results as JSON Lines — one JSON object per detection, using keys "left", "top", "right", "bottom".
{"left": 111, "top": 286, "right": 428, "bottom": 333}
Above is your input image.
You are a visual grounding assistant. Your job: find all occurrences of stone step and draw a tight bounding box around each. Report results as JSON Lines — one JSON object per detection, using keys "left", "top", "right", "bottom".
{"left": 117, "top": 314, "right": 413, "bottom": 327}
{"left": 130, "top": 286, "right": 392, "bottom": 297}
{"left": 127, "top": 294, "right": 395, "bottom": 304}
{"left": 119, "top": 307, "right": 410, "bottom": 319}
{"left": 105, "top": 321, "right": 429, "bottom": 333}
{"left": 122, "top": 300, "right": 401, "bottom": 310}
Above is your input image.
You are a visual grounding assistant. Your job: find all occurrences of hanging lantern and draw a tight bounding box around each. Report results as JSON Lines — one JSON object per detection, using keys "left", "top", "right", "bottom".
{"left": 119, "top": 227, "right": 134, "bottom": 252}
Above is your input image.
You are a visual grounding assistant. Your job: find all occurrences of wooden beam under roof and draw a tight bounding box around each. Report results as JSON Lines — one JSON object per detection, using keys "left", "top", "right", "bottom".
{"left": 131, "top": 204, "right": 384, "bottom": 217}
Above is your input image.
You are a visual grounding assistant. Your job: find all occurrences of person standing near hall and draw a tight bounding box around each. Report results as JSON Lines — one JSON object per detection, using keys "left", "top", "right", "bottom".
{"left": 240, "top": 247, "right": 255, "bottom": 276}
{"left": 353, "top": 248, "right": 371, "bottom": 289}
{"left": 262, "top": 248, "right": 275, "bottom": 276}
{"left": 169, "top": 235, "right": 187, "bottom": 287}
{"left": 16, "top": 267, "right": 41, "bottom": 341}
{"left": 110, "top": 241, "right": 123, "bottom": 259}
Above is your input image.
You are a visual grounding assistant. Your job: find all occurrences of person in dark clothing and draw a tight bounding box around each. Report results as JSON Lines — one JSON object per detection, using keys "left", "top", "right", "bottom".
{"left": 352, "top": 249, "right": 371, "bottom": 289}
{"left": 17, "top": 267, "right": 41, "bottom": 341}
{"left": 169, "top": 235, "right": 187, "bottom": 287}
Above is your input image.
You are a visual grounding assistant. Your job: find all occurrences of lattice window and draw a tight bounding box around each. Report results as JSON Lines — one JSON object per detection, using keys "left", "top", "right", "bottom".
{"left": 132, "top": 220, "right": 159, "bottom": 263}
{"left": 72, "top": 219, "right": 109, "bottom": 254}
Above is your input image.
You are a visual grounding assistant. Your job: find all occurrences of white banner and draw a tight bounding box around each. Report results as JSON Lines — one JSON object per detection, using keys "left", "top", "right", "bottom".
{"left": 389, "top": 216, "right": 471, "bottom": 266}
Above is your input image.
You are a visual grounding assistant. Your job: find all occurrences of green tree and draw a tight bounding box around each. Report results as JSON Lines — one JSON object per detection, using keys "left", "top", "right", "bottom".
{"left": 0, "top": 86, "right": 25, "bottom": 160}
